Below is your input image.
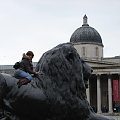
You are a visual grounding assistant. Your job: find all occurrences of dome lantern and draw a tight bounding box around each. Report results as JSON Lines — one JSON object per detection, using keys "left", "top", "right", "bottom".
{"left": 82, "top": 14, "right": 89, "bottom": 26}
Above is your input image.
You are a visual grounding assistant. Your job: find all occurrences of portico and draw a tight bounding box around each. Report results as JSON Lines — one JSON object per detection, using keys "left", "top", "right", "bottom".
{"left": 86, "top": 64, "right": 120, "bottom": 113}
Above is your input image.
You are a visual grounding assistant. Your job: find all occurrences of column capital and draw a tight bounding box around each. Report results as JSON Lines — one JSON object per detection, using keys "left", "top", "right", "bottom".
{"left": 96, "top": 74, "right": 101, "bottom": 76}
{"left": 96, "top": 74, "right": 101, "bottom": 79}
{"left": 107, "top": 74, "right": 112, "bottom": 79}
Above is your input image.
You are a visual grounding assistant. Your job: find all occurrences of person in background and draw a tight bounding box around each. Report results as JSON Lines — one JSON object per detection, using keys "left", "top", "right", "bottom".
{"left": 14, "top": 51, "right": 38, "bottom": 88}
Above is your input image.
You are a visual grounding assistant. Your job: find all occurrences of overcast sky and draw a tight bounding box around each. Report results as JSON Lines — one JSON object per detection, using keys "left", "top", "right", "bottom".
{"left": 0, "top": 0, "right": 120, "bottom": 65}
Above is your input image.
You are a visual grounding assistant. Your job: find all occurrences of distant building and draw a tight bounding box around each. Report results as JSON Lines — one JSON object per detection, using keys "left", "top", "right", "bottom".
{"left": 0, "top": 65, "right": 15, "bottom": 75}
{"left": 70, "top": 15, "right": 120, "bottom": 113}
{"left": 0, "top": 62, "right": 37, "bottom": 76}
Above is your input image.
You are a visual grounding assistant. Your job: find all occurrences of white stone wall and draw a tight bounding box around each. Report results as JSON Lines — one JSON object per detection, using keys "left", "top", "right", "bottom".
{"left": 74, "top": 44, "right": 103, "bottom": 60}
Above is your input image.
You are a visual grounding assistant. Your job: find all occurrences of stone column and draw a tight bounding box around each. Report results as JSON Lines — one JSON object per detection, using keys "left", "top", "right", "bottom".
{"left": 108, "top": 75, "right": 113, "bottom": 113}
{"left": 86, "top": 79, "right": 90, "bottom": 103}
{"left": 97, "top": 74, "right": 102, "bottom": 113}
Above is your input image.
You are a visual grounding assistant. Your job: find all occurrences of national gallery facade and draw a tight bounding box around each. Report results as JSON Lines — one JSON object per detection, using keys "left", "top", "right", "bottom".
{"left": 0, "top": 15, "right": 120, "bottom": 114}
{"left": 70, "top": 15, "right": 120, "bottom": 113}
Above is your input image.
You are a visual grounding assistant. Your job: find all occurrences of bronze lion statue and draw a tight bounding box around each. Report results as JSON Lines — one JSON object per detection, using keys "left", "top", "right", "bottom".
{"left": 0, "top": 43, "right": 114, "bottom": 120}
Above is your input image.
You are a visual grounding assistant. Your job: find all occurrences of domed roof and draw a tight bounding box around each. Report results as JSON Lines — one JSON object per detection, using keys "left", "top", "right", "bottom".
{"left": 70, "top": 15, "right": 103, "bottom": 46}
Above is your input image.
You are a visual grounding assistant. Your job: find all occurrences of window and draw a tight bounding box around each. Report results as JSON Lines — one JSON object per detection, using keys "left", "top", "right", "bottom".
{"left": 95, "top": 47, "right": 99, "bottom": 57}
{"left": 82, "top": 47, "right": 86, "bottom": 56}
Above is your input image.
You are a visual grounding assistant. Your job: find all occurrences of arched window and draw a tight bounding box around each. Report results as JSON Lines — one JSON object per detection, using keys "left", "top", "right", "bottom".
{"left": 95, "top": 47, "right": 99, "bottom": 57}
{"left": 82, "top": 47, "right": 86, "bottom": 56}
